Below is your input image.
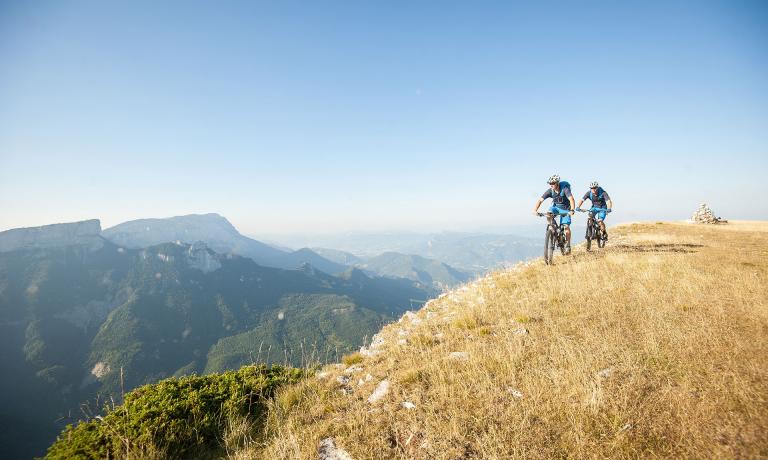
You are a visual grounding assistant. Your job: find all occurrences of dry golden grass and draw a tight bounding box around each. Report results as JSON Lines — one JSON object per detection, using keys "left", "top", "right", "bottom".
{"left": 242, "top": 221, "right": 768, "bottom": 459}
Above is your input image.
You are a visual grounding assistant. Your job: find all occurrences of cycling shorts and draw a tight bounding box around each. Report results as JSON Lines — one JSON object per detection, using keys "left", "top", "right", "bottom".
{"left": 591, "top": 207, "right": 609, "bottom": 221}
{"left": 549, "top": 206, "right": 571, "bottom": 226}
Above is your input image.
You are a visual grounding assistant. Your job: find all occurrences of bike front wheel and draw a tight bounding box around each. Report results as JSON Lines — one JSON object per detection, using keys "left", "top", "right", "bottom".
{"left": 544, "top": 227, "right": 554, "bottom": 265}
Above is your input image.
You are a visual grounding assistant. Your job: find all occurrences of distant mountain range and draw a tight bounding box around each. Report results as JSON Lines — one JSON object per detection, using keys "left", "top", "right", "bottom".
{"left": 313, "top": 249, "right": 472, "bottom": 289}
{"left": 102, "top": 213, "right": 348, "bottom": 275}
{"left": 102, "top": 214, "right": 473, "bottom": 290}
{"left": 0, "top": 218, "right": 433, "bottom": 458}
{"left": 261, "top": 231, "right": 544, "bottom": 274}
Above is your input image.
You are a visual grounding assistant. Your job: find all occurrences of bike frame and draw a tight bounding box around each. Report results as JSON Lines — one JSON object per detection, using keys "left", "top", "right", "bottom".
{"left": 577, "top": 207, "right": 611, "bottom": 250}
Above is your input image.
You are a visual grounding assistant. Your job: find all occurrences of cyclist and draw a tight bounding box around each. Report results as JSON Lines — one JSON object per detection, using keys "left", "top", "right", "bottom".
{"left": 532, "top": 174, "right": 575, "bottom": 254}
{"left": 576, "top": 181, "right": 613, "bottom": 239}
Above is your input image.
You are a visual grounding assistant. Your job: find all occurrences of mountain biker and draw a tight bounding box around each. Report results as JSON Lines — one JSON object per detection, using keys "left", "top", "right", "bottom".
{"left": 532, "top": 174, "right": 575, "bottom": 254}
{"left": 576, "top": 181, "right": 613, "bottom": 238}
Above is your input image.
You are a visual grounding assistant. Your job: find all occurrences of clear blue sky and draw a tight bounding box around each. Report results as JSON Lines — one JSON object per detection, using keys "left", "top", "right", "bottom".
{"left": 1, "top": 1, "right": 766, "bottom": 234}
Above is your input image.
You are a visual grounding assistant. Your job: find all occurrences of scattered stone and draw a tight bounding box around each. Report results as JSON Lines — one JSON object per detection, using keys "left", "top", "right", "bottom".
{"left": 344, "top": 366, "right": 363, "bottom": 374}
{"left": 400, "top": 311, "right": 422, "bottom": 325}
{"left": 619, "top": 423, "right": 633, "bottom": 432}
{"left": 316, "top": 371, "right": 330, "bottom": 379}
{"left": 402, "top": 401, "right": 416, "bottom": 410}
{"left": 449, "top": 352, "right": 469, "bottom": 360}
{"left": 318, "top": 437, "right": 354, "bottom": 460}
{"left": 398, "top": 329, "right": 409, "bottom": 337}
{"left": 397, "top": 338, "right": 408, "bottom": 345}
{"left": 359, "top": 346, "right": 378, "bottom": 357}
{"left": 506, "top": 388, "right": 523, "bottom": 398}
{"left": 339, "top": 387, "right": 353, "bottom": 396}
{"left": 597, "top": 368, "right": 613, "bottom": 379}
{"left": 512, "top": 328, "right": 529, "bottom": 335}
{"left": 367, "top": 379, "right": 390, "bottom": 403}
{"left": 336, "top": 375, "right": 350, "bottom": 385}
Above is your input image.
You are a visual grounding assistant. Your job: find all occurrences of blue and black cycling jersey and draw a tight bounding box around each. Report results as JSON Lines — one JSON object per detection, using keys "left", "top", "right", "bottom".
{"left": 541, "top": 184, "right": 573, "bottom": 210}
{"left": 582, "top": 187, "right": 610, "bottom": 209}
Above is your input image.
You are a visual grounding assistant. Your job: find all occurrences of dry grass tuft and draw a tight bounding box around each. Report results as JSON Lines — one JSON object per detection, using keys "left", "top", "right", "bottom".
{"left": 342, "top": 352, "right": 364, "bottom": 366}
{"left": 242, "top": 221, "right": 768, "bottom": 459}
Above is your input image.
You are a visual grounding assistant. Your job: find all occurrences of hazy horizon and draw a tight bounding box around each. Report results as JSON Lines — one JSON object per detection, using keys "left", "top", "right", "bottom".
{"left": 2, "top": 1, "right": 767, "bottom": 234}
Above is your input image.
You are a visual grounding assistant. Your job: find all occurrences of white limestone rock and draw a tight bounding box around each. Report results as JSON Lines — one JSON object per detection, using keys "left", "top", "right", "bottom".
{"left": 186, "top": 241, "right": 222, "bottom": 273}
{"left": 318, "top": 438, "right": 354, "bottom": 460}
{"left": 449, "top": 351, "right": 469, "bottom": 360}
{"left": 367, "top": 379, "right": 390, "bottom": 403}
{"left": 597, "top": 368, "right": 614, "bottom": 379}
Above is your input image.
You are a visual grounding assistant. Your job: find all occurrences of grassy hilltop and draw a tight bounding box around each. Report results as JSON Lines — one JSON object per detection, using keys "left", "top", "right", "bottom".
{"left": 46, "top": 221, "right": 768, "bottom": 458}
{"left": 249, "top": 221, "right": 768, "bottom": 458}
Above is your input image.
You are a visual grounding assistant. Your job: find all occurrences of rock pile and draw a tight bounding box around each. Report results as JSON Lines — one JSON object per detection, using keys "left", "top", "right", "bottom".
{"left": 692, "top": 203, "right": 726, "bottom": 224}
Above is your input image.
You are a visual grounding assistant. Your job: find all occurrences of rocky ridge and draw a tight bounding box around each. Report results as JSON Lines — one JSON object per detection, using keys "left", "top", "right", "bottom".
{"left": 0, "top": 219, "right": 103, "bottom": 252}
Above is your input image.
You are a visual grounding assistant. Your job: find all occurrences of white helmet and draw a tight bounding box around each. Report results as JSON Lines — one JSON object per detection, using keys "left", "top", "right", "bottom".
{"left": 547, "top": 174, "right": 560, "bottom": 184}
{"left": 589, "top": 181, "right": 599, "bottom": 188}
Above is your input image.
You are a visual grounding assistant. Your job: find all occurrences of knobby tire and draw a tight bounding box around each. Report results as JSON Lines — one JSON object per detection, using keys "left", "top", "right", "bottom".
{"left": 544, "top": 227, "right": 554, "bottom": 265}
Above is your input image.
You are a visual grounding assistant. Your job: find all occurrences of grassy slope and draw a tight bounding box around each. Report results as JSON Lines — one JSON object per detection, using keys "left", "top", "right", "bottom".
{"left": 246, "top": 221, "right": 768, "bottom": 459}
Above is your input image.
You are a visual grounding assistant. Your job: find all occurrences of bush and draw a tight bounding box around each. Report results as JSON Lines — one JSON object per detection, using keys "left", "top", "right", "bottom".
{"left": 45, "top": 365, "right": 306, "bottom": 459}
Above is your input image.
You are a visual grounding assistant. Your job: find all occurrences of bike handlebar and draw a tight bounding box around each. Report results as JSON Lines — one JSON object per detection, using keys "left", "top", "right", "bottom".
{"left": 576, "top": 208, "right": 612, "bottom": 213}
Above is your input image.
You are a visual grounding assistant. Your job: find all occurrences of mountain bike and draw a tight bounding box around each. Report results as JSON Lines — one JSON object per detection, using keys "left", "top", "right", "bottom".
{"left": 537, "top": 211, "right": 569, "bottom": 265}
{"left": 577, "top": 208, "right": 611, "bottom": 251}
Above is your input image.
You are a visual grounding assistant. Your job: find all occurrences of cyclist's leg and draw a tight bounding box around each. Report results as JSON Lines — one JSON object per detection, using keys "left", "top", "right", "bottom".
{"left": 595, "top": 208, "right": 608, "bottom": 235}
{"left": 558, "top": 208, "right": 572, "bottom": 252}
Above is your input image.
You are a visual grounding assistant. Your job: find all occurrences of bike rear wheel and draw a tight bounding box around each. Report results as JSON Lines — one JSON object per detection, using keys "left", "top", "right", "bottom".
{"left": 544, "top": 227, "right": 554, "bottom": 264}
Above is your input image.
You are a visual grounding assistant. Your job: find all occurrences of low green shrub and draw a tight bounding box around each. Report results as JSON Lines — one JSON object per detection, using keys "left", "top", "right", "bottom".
{"left": 46, "top": 365, "right": 306, "bottom": 459}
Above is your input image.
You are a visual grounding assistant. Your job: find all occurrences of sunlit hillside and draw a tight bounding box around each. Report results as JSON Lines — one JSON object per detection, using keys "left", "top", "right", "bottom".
{"left": 247, "top": 221, "right": 768, "bottom": 459}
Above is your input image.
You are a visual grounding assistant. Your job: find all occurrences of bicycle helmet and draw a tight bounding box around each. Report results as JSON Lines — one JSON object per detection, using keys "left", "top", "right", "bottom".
{"left": 547, "top": 174, "right": 560, "bottom": 184}
{"left": 589, "top": 181, "right": 599, "bottom": 188}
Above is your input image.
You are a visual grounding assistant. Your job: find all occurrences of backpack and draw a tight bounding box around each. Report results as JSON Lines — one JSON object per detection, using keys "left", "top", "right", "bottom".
{"left": 558, "top": 181, "right": 571, "bottom": 197}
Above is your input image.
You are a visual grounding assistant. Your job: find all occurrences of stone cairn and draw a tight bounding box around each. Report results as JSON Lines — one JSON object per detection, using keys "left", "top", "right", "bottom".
{"left": 692, "top": 203, "right": 726, "bottom": 224}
